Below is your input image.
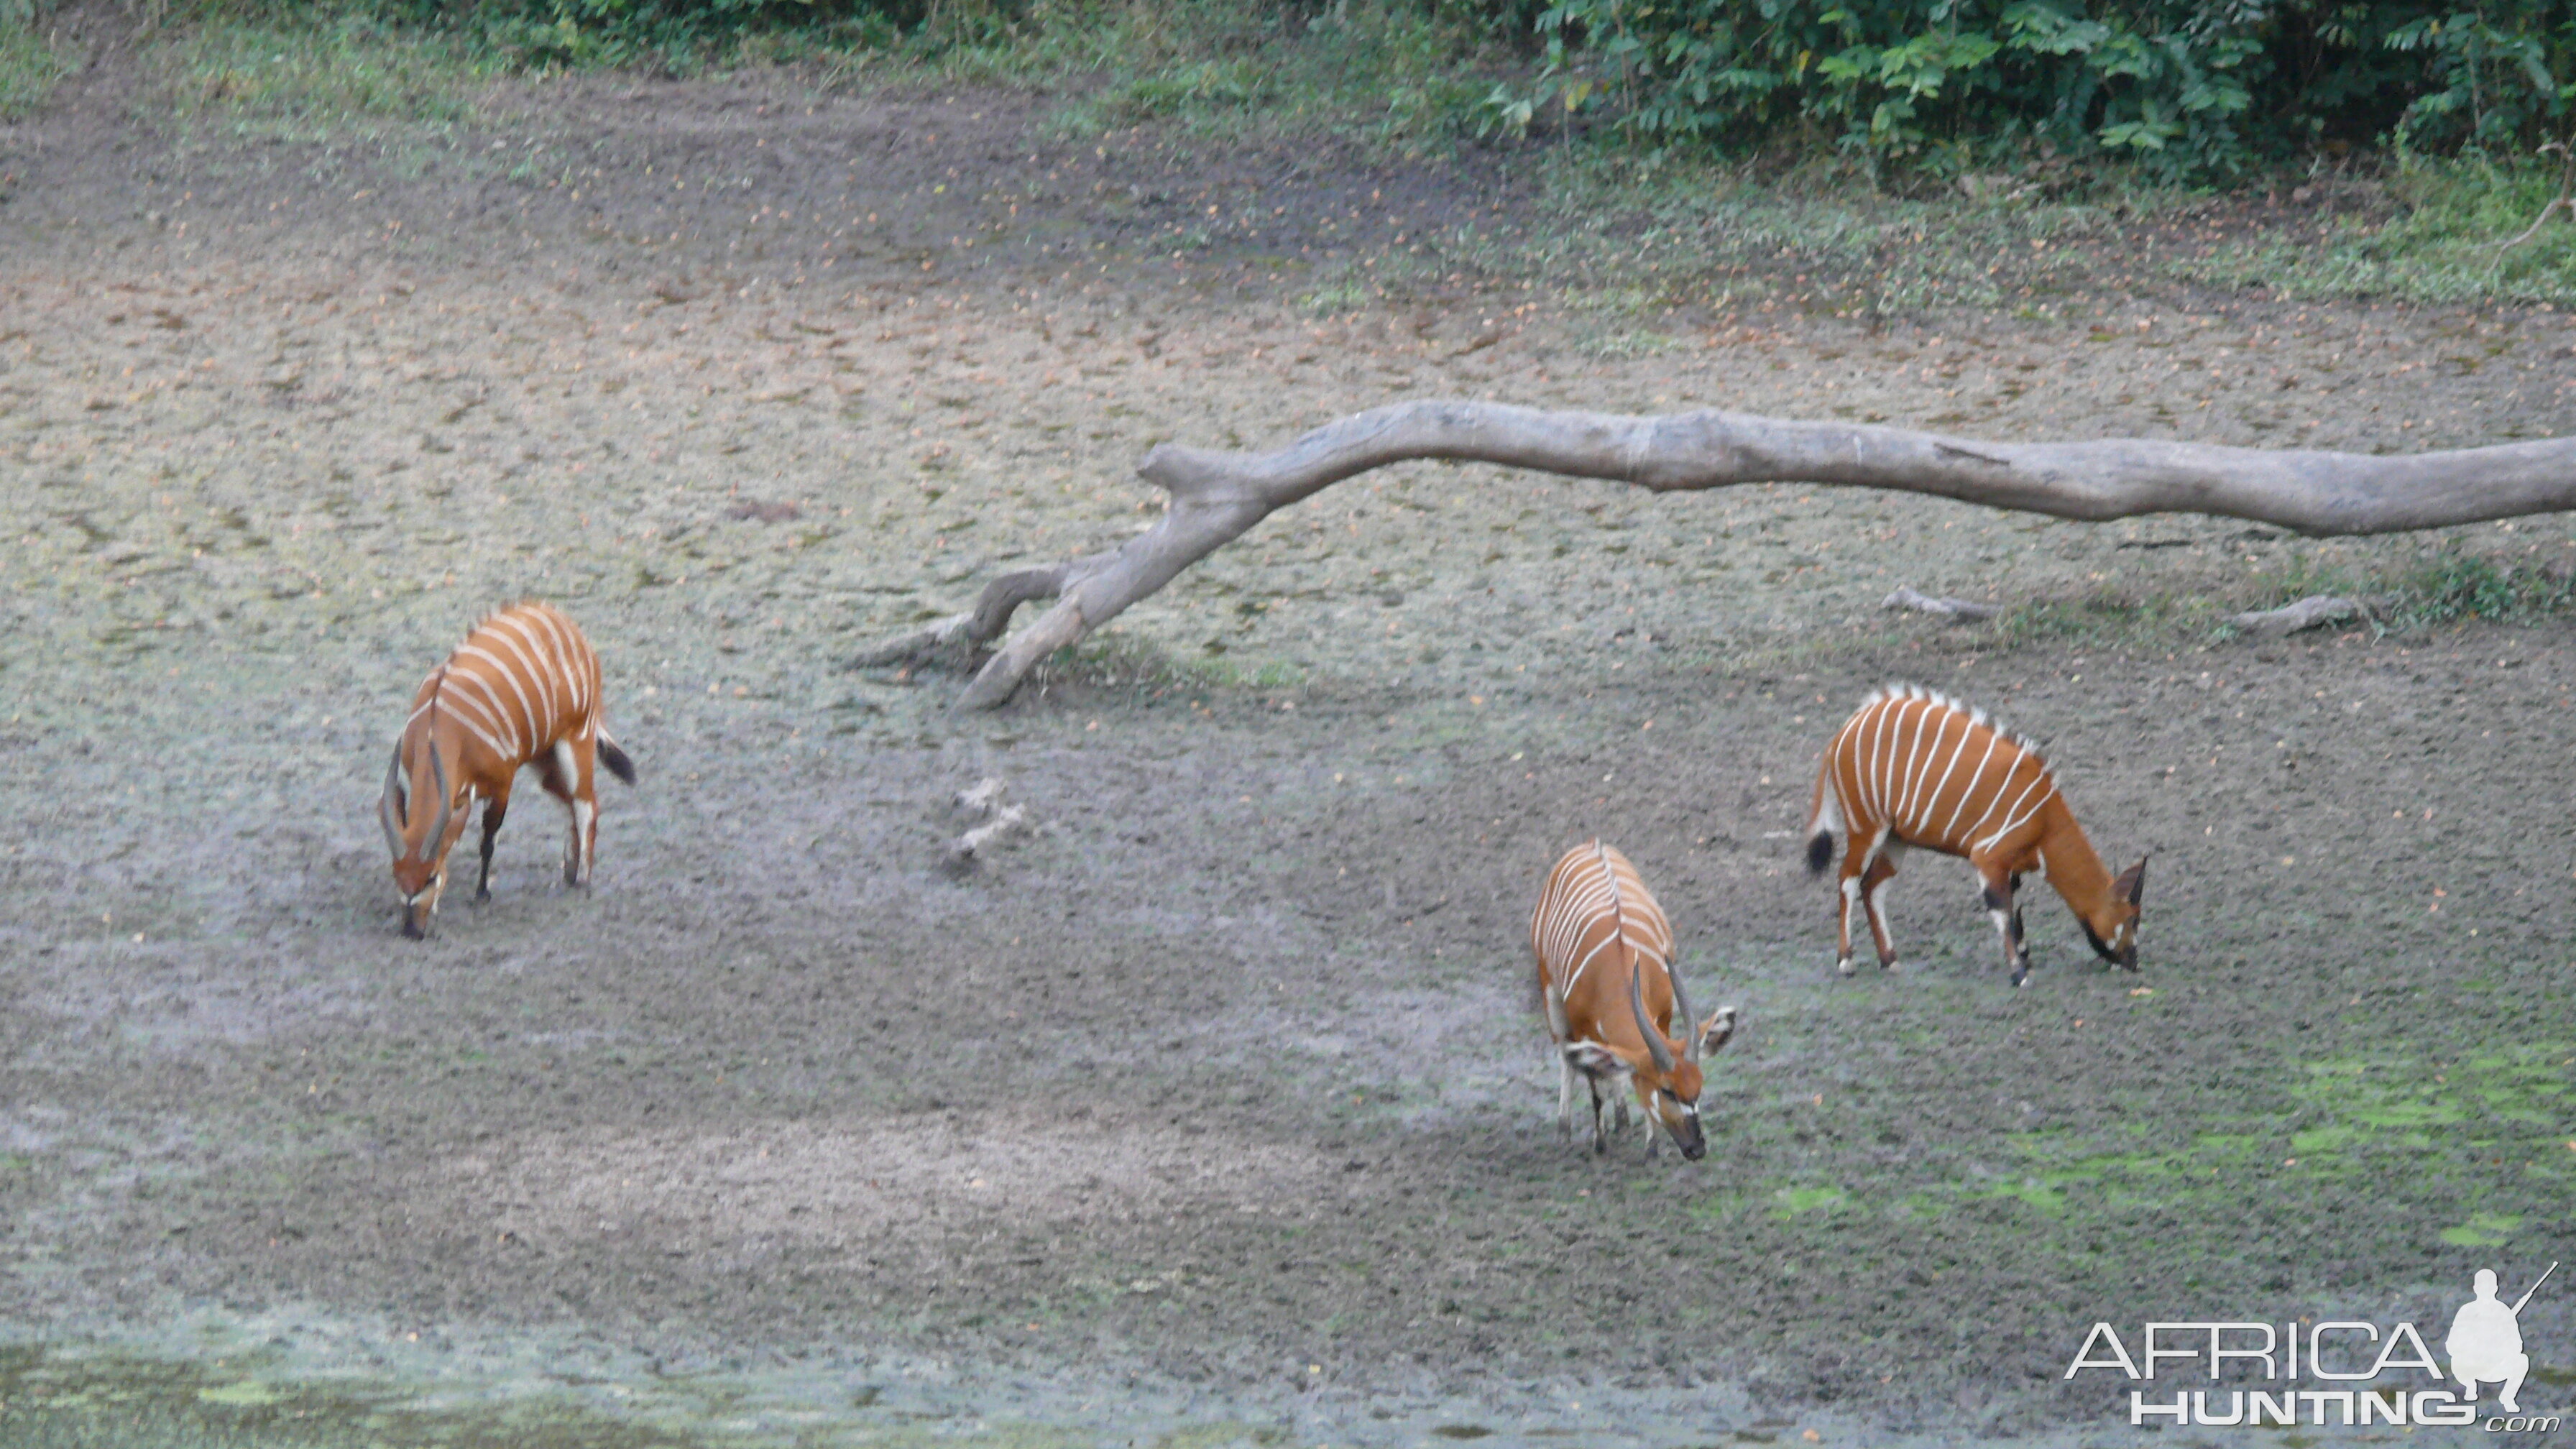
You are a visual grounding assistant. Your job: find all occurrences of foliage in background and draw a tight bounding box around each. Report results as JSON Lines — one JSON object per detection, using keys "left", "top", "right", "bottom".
{"left": 1504, "top": 1, "right": 2576, "bottom": 184}
{"left": 122, "top": 1, "right": 2576, "bottom": 303}
{"left": 0, "top": 0, "right": 73, "bottom": 121}
{"left": 160, "top": 2, "right": 2576, "bottom": 179}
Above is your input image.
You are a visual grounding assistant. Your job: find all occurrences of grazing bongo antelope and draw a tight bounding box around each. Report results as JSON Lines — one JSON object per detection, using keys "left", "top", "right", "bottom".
{"left": 1804, "top": 684, "right": 2145, "bottom": 987}
{"left": 379, "top": 602, "right": 636, "bottom": 938}
{"left": 1530, "top": 842, "right": 1739, "bottom": 1159}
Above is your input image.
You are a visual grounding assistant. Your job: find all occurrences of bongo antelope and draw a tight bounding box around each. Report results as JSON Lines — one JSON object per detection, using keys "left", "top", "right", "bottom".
{"left": 1804, "top": 684, "right": 2144, "bottom": 986}
{"left": 379, "top": 602, "right": 636, "bottom": 938}
{"left": 1530, "top": 842, "right": 1739, "bottom": 1159}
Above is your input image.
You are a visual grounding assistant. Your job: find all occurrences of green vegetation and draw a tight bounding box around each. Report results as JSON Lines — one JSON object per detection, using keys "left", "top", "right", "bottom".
{"left": 99, "top": 3, "right": 2576, "bottom": 305}
{"left": 157, "top": 2, "right": 2575, "bottom": 172}
{"left": 160, "top": 8, "right": 500, "bottom": 142}
{"left": 2245, "top": 543, "right": 2576, "bottom": 635}
{"left": 0, "top": 1, "right": 72, "bottom": 120}
{"left": 1514, "top": 1, "right": 2575, "bottom": 183}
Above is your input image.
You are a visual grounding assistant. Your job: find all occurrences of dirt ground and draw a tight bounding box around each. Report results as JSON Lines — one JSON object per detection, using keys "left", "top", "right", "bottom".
{"left": 4, "top": 9, "right": 2575, "bottom": 1447}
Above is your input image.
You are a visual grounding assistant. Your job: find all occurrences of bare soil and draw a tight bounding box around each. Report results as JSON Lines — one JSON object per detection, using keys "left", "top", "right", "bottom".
{"left": 4, "top": 8, "right": 2575, "bottom": 1445}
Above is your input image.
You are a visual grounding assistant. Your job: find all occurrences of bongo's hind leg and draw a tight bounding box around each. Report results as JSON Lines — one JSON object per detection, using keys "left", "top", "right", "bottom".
{"left": 1860, "top": 850, "right": 1902, "bottom": 970}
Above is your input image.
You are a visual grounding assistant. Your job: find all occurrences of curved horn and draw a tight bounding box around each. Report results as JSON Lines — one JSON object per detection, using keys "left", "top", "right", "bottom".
{"left": 1628, "top": 950, "right": 1675, "bottom": 1076}
{"left": 379, "top": 750, "right": 406, "bottom": 856}
{"left": 426, "top": 744, "right": 454, "bottom": 851}
{"left": 1668, "top": 955, "right": 1703, "bottom": 1065}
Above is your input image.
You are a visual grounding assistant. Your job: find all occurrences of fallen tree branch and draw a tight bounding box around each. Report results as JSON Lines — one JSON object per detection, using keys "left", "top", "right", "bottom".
{"left": 850, "top": 399, "right": 2576, "bottom": 709}
{"left": 2227, "top": 594, "right": 2364, "bottom": 639}
{"left": 1882, "top": 584, "right": 2000, "bottom": 622}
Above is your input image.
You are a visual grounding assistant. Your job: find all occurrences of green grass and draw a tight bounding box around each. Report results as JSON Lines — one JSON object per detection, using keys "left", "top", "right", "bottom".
{"left": 2184, "top": 155, "right": 2576, "bottom": 305}
{"left": 1928, "top": 541, "right": 2576, "bottom": 655}
{"left": 1026, "top": 630, "right": 1307, "bottom": 699}
{"left": 156, "top": 9, "right": 502, "bottom": 144}
{"left": 2238, "top": 546, "right": 2576, "bottom": 635}
{"left": 0, "top": 7, "right": 72, "bottom": 120}
{"left": 1041, "top": 0, "right": 1496, "bottom": 151}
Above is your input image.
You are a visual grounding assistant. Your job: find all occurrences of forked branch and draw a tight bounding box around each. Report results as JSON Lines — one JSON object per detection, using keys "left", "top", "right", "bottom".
{"left": 848, "top": 400, "right": 2576, "bottom": 709}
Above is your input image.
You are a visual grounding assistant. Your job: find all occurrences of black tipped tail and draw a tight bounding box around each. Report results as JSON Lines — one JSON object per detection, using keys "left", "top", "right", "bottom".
{"left": 1806, "top": 831, "right": 1835, "bottom": 875}
{"left": 598, "top": 737, "right": 638, "bottom": 786}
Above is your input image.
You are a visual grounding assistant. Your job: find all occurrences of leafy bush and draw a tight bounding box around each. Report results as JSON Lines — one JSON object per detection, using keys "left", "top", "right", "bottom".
{"left": 1496, "top": 1, "right": 2576, "bottom": 182}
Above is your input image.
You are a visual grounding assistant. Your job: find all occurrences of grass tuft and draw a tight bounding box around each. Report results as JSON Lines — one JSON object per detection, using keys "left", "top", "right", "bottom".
{"left": 0, "top": 6, "right": 70, "bottom": 121}
{"left": 157, "top": 9, "right": 502, "bottom": 144}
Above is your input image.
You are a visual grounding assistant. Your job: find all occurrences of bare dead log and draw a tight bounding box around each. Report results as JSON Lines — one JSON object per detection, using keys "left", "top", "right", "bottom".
{"left": 1882, "top": 584, "right": 1999, "bottom": 622}
{"left": 848, "top": 399, "right": 2576, "bottom": 709}
{"left": 2227, "top": 594, "right": 2365, "bottom": 638}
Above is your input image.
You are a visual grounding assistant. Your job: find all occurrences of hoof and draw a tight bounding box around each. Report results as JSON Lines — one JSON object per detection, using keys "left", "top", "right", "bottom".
{"left": 1835, "top": 957, "right": 1856, "bottom": 977}
{"left": 472, "top": 888, "right": 492, "bottom": 906}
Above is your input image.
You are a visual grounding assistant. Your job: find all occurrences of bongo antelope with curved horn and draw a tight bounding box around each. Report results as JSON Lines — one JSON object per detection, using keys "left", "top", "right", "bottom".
{"left": 1804, "top": 684, "right": 2145, "bottom": 986}
{"left": 1530, "top": 842, "right": 1739, "bottom": 1159}
{"left": 379, "top": 602, "right": 636, "bottom": 938}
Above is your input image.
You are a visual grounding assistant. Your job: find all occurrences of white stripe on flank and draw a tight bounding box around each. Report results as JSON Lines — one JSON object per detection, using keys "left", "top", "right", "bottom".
{"left": 1890, "top": 706, "right": 1934, "bottom": 827}
{"left": 456, "top": 645, "right": 543, "bottom": 747}
{"left": 1972, "top": 766, "right": 2051, "bottom": 853}
{"left": 483, "top": 618, "right": 559, "bottom": 731}
{"left": 523, "top": 608, "right": 586, "bottom": 717}
{"left": 1864, "top": 700, "right": 1897, "bottom": 818}
{"left": 516, "top": 608, "right": 571, "bottom": 698}
{"left": 424, "top": 706, "right": 513, "bottom": 768}
{"left": 1957, "top": 756, "right": 2025, "bottom": 844}
{"left": 1976, "top": 771, "right": 2057, "bottom": 854}
{"left": 1916, "top": 701, "right": 1968, "bottom": 830}
{"left": 446, "top": 671, "right": 523, "bottom": 748}
{"left": 1874, "top": 699, "right": 1909, "bottom": 822}
{"left": 1941, "top": 734, "right": 2003, "bottom": 841}
{"left": 1885, "top": 696, "right": 1926, "bottom": 830}
{"left": 1831, "top": 718, "right": 1864, "bottom": 826}
{"left": 1895, "top": 706, "right": 1947, "bottom": 830}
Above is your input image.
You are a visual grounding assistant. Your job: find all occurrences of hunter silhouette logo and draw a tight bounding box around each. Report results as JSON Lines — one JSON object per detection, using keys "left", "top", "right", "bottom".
{"left": 2450, "top": 1263, "right": 2553, "bottom": 1412}
{"left": 2067, "top": 1261, "right": 2560, "bottom": 1429}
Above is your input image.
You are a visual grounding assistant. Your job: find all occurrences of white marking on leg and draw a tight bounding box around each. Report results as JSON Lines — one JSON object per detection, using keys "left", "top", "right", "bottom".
{"left": 1864, "top": 872, "right": 1898, "bottom": 965}
{"left": 573, "top": 798, "right": 597, "bottom": 883}
{"left": 1839, "top": 875, "right": 1863, "bottom": 970}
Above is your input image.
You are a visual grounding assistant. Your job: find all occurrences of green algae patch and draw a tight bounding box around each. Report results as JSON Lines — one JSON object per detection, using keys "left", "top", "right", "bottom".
{"left": 1772, "top": 1185, "right": 1849, "bottom": 1218}
{"left": 2439, "top": 1212, "right": 2526, "bottom": 1248}
{"left": 194, "top": 1378, "right": 284, "bottom": 1407}
{"left": 0, "top": 1346, "right": 715, "bottom": 1449}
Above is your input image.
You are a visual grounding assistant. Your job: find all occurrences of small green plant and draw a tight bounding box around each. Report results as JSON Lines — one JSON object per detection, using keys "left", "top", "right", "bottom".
{"left": 2396, "top": 550, "right": 2576, "bottom": 625}
{"left": 2227, "top": 545, "right": 2576, "bottom": 636}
